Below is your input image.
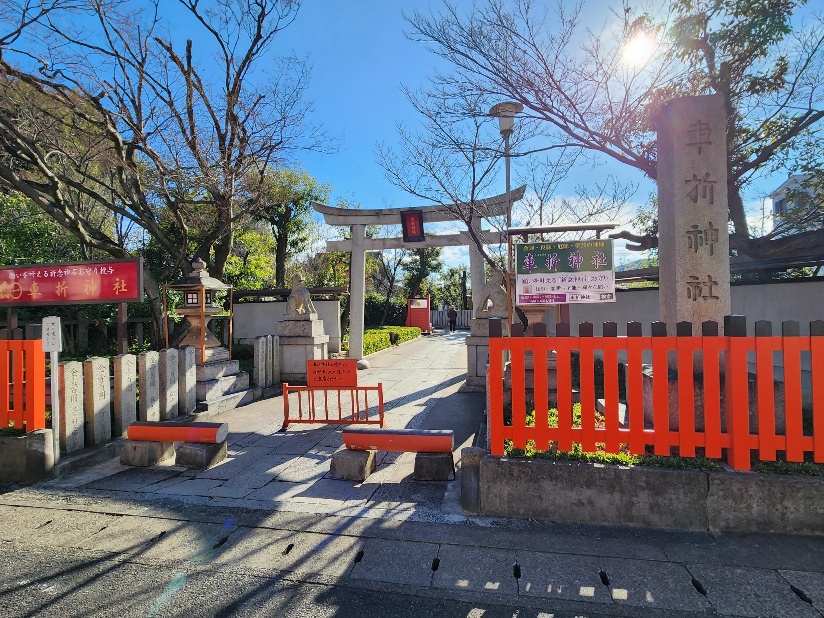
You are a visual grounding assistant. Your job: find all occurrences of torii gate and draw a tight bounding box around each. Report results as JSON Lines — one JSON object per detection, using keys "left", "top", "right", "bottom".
{"left": 313, "top": 187, "right": 525, "bottom": 364}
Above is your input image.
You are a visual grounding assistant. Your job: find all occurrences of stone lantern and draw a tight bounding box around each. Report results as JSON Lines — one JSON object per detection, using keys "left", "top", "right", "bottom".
{"left": 163, "top": 258, "right": 233, "bottom": 365}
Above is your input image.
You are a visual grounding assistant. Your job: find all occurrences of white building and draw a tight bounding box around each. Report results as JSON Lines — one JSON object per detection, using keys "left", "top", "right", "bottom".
{"left": 769, "top": 174, "right": 814, "bottom": 230}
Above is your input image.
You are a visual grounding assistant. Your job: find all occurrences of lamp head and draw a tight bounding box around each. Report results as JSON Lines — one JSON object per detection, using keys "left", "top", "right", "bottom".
{"left": 489, "top": 101, "right": 524, "bottom": 136}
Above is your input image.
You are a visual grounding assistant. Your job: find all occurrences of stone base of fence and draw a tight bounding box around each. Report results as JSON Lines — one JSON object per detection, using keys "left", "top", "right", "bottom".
{"left": 465, "top": 452, "right": 824, "bottom": 535}
{"left": 0, "top": 429, "right": 54, "bottom": 484}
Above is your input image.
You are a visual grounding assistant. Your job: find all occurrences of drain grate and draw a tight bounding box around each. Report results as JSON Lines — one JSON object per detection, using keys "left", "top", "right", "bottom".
{"left": 790, "top": 584, "right": 813, "bottom": 605}
{"left": 691, "top": 577, "right": 708, "bottom": 596}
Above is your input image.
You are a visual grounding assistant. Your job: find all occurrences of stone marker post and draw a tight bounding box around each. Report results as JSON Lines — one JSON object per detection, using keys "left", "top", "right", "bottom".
{"left": 265, "top": 335, "right": 274, "bottom": 387}
{"left": 113, "top": 353, "right": 137, "bottom": 436}
{"left": 158, "top": 348, "right": 179, "bottom": 420}
{"left": 271, "top": 335, "right": 281, "bottom": 385}
{"left": 138, "top": 350, "right": 160, "bottom": 422}
{"left": 58, "top": 361, "right": 84, "bottom": 453}
{"left": 253, "top": 336, "right": 266, "bottom": 387}
{"left": 83, "top": 357, "right": 112, "bottom": 446}
{"left": 658, "top": 94, "right": 731, "bottom": 335}
{"left": 178, "top": 345, "right": 197, "bottom": 415}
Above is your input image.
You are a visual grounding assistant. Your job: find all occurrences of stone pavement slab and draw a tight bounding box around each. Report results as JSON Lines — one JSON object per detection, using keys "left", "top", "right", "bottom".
{"left": 688, "top": 563, "right": 821, "bottom": 617}
{"left": 134, "top": 520, "right": 235, "bottom": 565}
{"left": 273, "top": 447, "right": 335, "bottom": 483}
{"left": 366, "top": 480, "right": 449, "bottom": 512}
{"left": 83, "top": 467, "right": 184, "bottom": 492}
{"left": 0, "top": 505, "right": 61, "bottom": 541}
{"left": 19, "top": 509, "right": 119, "bottom": 549}
{"left": 76, "top": 515, "right": 177, "bottom": 555}
{"left": 433, "top": 544, "right": 518, "bottom": 596}
{"left": 516, "top": 551, "right": 612, "bottom": 604}
{"left": 600, "top": 556, "right": 712, "bottom": 613}
{"left": 349, "top": 537, "right": 438, "bottom": 587}
{"left": 153, "top": 478, "right": 225, "bottom": 496}
{"left": 779, "top": 570, "right": 824, "bottom": 613}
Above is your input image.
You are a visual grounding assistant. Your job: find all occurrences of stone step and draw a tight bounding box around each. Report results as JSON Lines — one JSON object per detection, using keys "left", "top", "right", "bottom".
{"left": 196, "top": 359, "right": 241, "bottom": 382}
{"left": 196, "top": 372, "right": 250, "bottom": 402}
{"left": 192, "top": 388, "right": 256, "bottom": 418}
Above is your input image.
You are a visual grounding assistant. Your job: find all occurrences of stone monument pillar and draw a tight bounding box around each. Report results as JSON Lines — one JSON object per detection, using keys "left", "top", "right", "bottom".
{"left": 658, "top": 94, "right": 731, "bottom": 333}
{"left": 278, "top": 274, "right": 329, "bottom": 382}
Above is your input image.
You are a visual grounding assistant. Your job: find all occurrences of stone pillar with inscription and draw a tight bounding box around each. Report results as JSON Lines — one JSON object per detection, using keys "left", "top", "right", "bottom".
{"left": 658, "top": 94, "right": 731, "bottom": 333}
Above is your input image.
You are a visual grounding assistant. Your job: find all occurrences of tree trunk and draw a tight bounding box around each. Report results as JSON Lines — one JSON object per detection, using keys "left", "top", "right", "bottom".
{"left": 142, "top": 268, "right": 166, "bottom": 349}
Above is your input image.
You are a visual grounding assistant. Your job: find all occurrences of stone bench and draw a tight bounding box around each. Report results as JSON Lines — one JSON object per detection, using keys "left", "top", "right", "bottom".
{"left": 120, "top": 421, "right": 228, "bottom": 470}
{"left": 332, "top": 428, "right": 455, "bottom": 482}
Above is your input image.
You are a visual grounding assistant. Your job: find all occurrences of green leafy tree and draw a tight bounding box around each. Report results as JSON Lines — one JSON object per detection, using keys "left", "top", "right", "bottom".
{"left": 0, "top": 192, "right": 82, "bottom": 264}
{"left": 431, "top": 265, "right": 468, "bottom": 309}
{"left": 403, "top": 247, "right": 444, "bottom": 298}
{"left": 251, "top": 168, "right": 331, "bottom": 288}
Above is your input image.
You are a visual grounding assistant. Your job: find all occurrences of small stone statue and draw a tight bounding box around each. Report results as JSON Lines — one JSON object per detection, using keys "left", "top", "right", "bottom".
{"left": 474, "top": 270, "right": 509, "bottom": 318}
{"left": 286, "top": 274, "right": 317, "bottom": 316}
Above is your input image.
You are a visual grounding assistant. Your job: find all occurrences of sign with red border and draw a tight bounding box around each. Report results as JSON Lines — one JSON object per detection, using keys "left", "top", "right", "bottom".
{"left": 401, "top": 210, "right": 425, "bottom": 242}
{"left": 0, "top": 258, "right": 143, "bottom": 306}
{"left": 307, "top": 359, "right": 358, "bottom": 388}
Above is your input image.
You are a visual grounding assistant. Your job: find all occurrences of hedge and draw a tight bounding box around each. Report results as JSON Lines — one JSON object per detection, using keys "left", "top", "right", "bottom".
{"left": 363, "top": 326, "right": 421, "bottom": 355}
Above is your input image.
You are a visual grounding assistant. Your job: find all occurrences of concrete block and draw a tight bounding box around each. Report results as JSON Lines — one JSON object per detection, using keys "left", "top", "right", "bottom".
{"left": 58, "top": 361, "right": 84, "bottom": 453}
{"left": 0, "top": 430, "right": 55, "bottom": 483}
{"left": 158, "top": 348, "right": 179, "bottom": 420}
{"left": 478, "top": 456, "right": 709, "bottom": 531}
{"left": 460, "top": 447, "right": 484, "bottom": 512}
{"left": 330, "top": 448, "right": 375, "bottom": 482}
{"left": 113, "top": 354, "right": 137, "bottom": 437}
{"left": 413, "top": 452, "right": 455, "bottom": 481}
{"left": 707, "top": 471, "right": 824, "bottom": 535}
{"left": 176, "top": 440, "right": 227, "bottom": 470}
{"left": 120, "top": 441, "right": 175, "bottom": 467}
{"left": 138, "top": 350, "right": 160, "bottom": 421}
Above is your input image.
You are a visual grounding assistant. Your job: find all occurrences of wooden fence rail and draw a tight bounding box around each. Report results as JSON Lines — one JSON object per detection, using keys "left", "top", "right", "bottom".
{"left": 487, "top": 316, "right": 824, "bottom": 471}
{"left": 1, "top": 339, "right": 46, "bottom": 432}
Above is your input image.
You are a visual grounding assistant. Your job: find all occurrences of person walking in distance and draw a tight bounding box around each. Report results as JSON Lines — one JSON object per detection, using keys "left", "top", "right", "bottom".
{"left": 447, "top": 305, "right": 458, "bottom": 333}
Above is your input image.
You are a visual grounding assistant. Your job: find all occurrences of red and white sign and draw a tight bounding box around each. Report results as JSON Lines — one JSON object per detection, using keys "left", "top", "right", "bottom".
{"left": 0, "top": 258, "right": 143, "bottom": 306}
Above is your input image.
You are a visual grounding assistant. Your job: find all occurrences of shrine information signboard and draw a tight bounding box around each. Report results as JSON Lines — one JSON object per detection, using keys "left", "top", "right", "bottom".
{"left": 307, "top": 359, "right": 358, "bottom": 388}
{"left": 0, "top": 258, "right": 143, "bottom": 306}
{"left": 515, "top": 240, "right": 616, "bottom": 305}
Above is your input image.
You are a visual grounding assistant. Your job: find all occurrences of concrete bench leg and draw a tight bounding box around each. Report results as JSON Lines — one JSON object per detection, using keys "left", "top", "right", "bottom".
{"left": 175, "top": 440, "right": 227, "bottom": 470}
{"left": 414, "top": 452, "right": 455, "bottom": 481}
{"left": 120, "top": 441, "right": 174, "bottom": 467}
{"left": 331, "top": 448, "right": 376, "bottom": 482}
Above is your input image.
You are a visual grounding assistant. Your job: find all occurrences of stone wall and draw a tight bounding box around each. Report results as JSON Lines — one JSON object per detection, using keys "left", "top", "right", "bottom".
{"left": 233, "top": 299, "right": 341, "bottom": 353}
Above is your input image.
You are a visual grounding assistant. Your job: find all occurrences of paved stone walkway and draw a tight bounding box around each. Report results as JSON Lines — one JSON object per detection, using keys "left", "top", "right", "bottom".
{"left": 1, "top": 330, "right": 823, "bottom": 617}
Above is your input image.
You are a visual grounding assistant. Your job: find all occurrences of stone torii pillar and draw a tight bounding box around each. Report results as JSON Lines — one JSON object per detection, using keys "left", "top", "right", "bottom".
{"left": 349, "top": 224, "right": 367, "bottom": 365}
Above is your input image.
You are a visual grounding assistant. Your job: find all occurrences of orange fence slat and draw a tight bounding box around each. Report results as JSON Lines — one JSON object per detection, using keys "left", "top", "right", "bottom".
{"left": 602, "top": 337, "right": 621, "bottom": 453}
{"left": 281, "top": 384, "right": 385, "bottom": 431}
{"left": 510, "top": 337, "right": 528, "bottom": 450}
{"left": 651, "top": 336, "right": 670, "bottom": 456}
{"left": 782, "top": 335, "right": 805, "bottom": 463}
{"left": 578, "top": 336, "right": 598, "bottom": 453}
{"left": 10, "top": 341, "right": 25, "bottom": 429}
{"left": 532, "top": 340, "right": 550, "bottom": 452}
{"left": 701, "top": 337, "right": 724, "bottom": 459}
{"left": 0, "top": 342, "right": 10, "bottom": 427}
{"left": 488, "top": 338, "right": 506, "bottom": 456}
{"left": 812, "top": 333, "right": 824, "bottom": 463}
{"left": 24, "top": 340, "right": 46, "bottom": 431}
{"left": 755, "top": 337, "right": 779, "bottom": 461}
{"left": 625, "top": 336, "right": 647, "bottom": 455}
{"left": 725, "top": 336, "right": 753, "bottom": 470}
{"left": 676, "top": 336, "right": 698, "bottom": 458}
{"left": 555, "top": 337, "right": 574, "bottom": 452}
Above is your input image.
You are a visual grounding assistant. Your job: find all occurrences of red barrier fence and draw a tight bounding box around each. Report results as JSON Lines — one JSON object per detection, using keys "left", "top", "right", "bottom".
{"left": 487, "top": 316, "right": 824, "bottom": 471}
{"left": 1, "top": 339, "right": 46, "bottom": 432}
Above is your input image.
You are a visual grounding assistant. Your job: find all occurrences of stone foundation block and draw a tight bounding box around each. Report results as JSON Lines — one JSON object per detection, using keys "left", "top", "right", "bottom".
{"left": 330, "top": 448, "right": 376, "bottom": 482}
{"left": 120, "top": 441, "right": 174, "bottom": 467}
{"left": 460, "top": 447, "right": 485, "bottom": 512}
{"left": 175, "top": 440, "right": 227, "bottom": 470}
{"left": 413, "top": 452, "right": 455, "bottom": 481}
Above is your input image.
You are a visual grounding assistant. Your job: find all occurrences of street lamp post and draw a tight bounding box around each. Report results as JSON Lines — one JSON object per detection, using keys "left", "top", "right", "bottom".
{"left": 489, "top": 101, "right": 523, "bottom": 329}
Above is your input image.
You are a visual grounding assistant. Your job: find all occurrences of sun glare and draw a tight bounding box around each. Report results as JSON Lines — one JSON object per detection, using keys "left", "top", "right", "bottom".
{"left": 622, "top": 32, "right": 657, "bottom": 67}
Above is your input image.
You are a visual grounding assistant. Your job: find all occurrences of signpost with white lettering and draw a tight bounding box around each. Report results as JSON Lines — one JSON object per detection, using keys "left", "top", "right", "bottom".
{"left": 514, "top": 239, "right": 616, "bottom": 305}
{"left": 42, "top": 316, "right": 62, "bottom": 463}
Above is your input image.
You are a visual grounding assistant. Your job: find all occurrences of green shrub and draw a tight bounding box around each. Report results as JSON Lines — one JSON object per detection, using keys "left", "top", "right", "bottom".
{"left": 364, "top": 293, "right": 407, "bottom": 326}
{"left": 362, "top": 326, "right": 420, "bottom": 355}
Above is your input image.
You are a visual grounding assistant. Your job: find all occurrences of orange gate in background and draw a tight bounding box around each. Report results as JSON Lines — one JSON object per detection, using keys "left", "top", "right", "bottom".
{"left": 1, "top": 339, "right": 46, "bottom": 432}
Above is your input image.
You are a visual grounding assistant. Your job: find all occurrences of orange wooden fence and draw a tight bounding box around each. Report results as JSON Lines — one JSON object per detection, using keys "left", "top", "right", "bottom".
{"left": 487, "top": 316, "right": 824, "bottom": 471}
{"left": 1, "top": 339, "right": 46, "bottom": 432}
